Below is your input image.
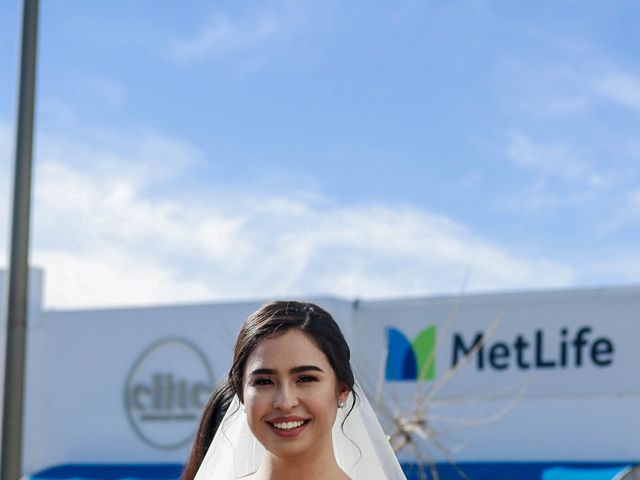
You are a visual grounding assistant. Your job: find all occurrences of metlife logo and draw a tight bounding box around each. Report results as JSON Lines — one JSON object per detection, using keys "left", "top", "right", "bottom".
{"left": 451, "top": 326, "right": 615, "bottom": 371}
{"left": 385, "top": 325, "right": 437, "bottom": 381}
{"left": 385, "top": 324, "right": 615, "bottom": 382}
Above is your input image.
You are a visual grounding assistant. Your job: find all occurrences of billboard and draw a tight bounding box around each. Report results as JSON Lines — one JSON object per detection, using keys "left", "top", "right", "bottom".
{"left": 351, "top": 288, "right": 640, "bottom": 463}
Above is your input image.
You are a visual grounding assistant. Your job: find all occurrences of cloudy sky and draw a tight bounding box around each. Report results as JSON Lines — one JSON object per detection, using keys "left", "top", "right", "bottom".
{"left": 1, "top": 1, "right": 639, "bottom": 309}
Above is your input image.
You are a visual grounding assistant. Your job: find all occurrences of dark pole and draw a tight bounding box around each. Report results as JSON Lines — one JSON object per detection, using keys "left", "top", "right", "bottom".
{"left": 1, "top": 0, "right": 39, "bottom": 478}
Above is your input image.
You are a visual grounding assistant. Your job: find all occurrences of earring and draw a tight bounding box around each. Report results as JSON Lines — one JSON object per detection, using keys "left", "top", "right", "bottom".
{"left": 338, "top": 399, "right": 346, "bottom": 409}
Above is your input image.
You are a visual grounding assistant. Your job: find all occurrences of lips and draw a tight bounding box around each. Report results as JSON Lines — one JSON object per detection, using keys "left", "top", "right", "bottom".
{"left": 266, "top": 416, "right": 311, "bottom": 438}
{"left": 273, "top": 419, "right": 305, "bottom": 429}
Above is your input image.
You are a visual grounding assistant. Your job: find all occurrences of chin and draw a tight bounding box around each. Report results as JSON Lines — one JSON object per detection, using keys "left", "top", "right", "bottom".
{"left": 258, "top": 425, "right": 321, "bottom": 459}
{"left": 270, "top": 442, "right": 312, "bottom": 459}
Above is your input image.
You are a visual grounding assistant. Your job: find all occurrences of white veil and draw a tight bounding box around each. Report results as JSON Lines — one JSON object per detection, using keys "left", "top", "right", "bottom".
{"left": 194, "top": 383, "right": 407, "bottom": 480}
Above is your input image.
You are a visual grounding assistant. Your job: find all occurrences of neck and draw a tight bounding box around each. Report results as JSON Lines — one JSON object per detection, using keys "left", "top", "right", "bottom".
{"left": 255, "top": 433, "right": 345, "bottom": 480}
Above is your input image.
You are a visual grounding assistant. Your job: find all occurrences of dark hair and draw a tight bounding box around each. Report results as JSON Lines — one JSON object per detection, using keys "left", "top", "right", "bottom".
{"left": 181, "top": 381, "right": 234, "bottom": 480}
{"left": 182, "top": 300, "right": 355, "bottom": 479}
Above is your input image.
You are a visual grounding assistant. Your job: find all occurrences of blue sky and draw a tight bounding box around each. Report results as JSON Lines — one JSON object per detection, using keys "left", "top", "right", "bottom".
{"left": 1, "top": 1, "right": 640, "bottom": 308}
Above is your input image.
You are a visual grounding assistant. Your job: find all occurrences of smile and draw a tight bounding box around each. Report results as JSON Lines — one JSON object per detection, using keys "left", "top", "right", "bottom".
{"left": 267, "top": 418, "right": 310, "bottom": 437}
{"left": 273, "top": 420, "right": 305, "bottom": 430}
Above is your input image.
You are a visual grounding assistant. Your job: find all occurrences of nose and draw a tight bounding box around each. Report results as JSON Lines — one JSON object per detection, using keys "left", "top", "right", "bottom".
{"left": 273, "top": 383, "right": 299, "bottom": 410}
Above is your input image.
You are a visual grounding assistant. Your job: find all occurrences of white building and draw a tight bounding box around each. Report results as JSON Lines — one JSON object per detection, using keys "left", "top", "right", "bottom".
{"left": 1, "top": 269, "right": 638, "bottom": 479}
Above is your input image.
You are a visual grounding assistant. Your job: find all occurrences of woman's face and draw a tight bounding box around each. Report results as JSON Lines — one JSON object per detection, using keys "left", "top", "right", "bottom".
{"left": 242, "top": 328, "right": 349, "bottom": 460}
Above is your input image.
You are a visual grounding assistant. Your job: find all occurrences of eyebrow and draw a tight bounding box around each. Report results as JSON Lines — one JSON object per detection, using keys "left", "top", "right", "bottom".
{"left": 249, "top": 365, "right": 324, "bottom": 376}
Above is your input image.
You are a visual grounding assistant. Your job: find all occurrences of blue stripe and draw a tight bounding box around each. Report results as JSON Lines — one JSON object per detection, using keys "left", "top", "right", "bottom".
{"left": 29, "top": 464, "right": 183, "bottom": 479}
{"left": 402, "top": 462, "right": 634, "bottom": 480}
{"left": 28, "top": 462, "right": 635, "bottom": 479}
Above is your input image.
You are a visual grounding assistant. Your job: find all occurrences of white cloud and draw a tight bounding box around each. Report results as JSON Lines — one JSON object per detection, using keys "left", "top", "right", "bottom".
{"left": 34, "top": 248, "right": 216, "bottom": 309}
{"left": 167, "top": 10, "right": 279, "bottom": 62}
{"left": 85, "top": 76, "right": 126, "bottom": 109}
{"left": 580, "top": 248, "right": 640, "bottom": 285}
{"left": 628, "top": 189, "right": 640, "bottom": 211}
{"left": 505, "top": 132, "right": 602, "bottom": 184}
{"left": 40, "top": 125, "right": 202, "bottom": 186}
{"left": 596, "top": 71, "right": 640, "bottom": 112}
{"left": 509, "top": 178, "right": 594, "bottom": 211}
{"left": 502, "top": 58, "right": 640, "bottom": 119}
{"left": 596, "top": 188, "right": 640, "bottom": 234}
{"left": 1, "top": 120, "right": 15, "bottom": 263}
{"left": 499, "top": 61, "right": 594, "bottom": 117}
{"left": 499, "top": 136, "right": 615, "bottom": 211}
{"left": 498, "top": 58, "right": 640, "bottom": 219}
{"left": 0, "top": 118, "right": 575, "bottom": 308}
{"left": 0, "top": 119, "right": 12, "bottom": 179}
{"left": 0, "top": 122, "right": 583, "bottom": 309}
{"left": 7, "top": 116, "right": 640, "bottom": 310}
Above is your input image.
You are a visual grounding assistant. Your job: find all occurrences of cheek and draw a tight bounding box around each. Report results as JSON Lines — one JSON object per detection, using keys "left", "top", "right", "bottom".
{"left": 308, "top": 385, "right": 339, "bottom": 421}
{"left": 243, "top": 388, "right": 269, "bottom": 424}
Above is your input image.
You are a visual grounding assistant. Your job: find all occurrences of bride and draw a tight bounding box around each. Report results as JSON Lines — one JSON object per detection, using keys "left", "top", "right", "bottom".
{"left": 183, "top": 301, "right": 407, "bottom": 480}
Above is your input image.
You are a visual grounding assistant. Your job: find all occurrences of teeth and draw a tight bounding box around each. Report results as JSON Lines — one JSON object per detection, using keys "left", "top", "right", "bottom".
{"left": 273, "top": 420, "right": 305, "bottom": 430}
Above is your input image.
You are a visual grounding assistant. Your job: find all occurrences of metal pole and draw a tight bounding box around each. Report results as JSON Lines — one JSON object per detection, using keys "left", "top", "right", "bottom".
{"left": 1, "top": 0, "right": 39, "bottom": 478}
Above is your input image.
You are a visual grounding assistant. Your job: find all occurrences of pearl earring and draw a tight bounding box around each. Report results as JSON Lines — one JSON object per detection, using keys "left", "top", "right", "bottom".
{"left": 338, "top": 399, "right": 346, "bottom": 409}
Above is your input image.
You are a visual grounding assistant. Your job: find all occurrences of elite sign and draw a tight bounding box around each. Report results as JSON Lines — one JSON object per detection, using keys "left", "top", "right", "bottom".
{"left": 124, "top": 337, "right": 214, "bottom": 450}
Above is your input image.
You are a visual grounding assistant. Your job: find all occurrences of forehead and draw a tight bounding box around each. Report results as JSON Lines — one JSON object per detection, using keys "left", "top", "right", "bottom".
{"left": 244, "top": 329, "right": 332, "bottom": 372}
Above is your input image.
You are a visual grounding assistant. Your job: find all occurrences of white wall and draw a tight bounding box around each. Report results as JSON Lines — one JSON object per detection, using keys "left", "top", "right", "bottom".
{"left": 20, "top": 295, "right": 353, "bottom": 474}
{"left": 2, "top": 269, "right": 638, "bottom": 474}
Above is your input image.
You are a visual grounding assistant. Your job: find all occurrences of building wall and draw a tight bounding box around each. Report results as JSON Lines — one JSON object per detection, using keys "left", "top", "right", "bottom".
{"left": 1, "top": 270, "right": 638, "bottom": 474}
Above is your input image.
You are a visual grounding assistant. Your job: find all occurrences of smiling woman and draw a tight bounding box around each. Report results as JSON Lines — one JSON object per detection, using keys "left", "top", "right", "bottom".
{"left": 242, "top": 329, "right": 350, "bottom": 477}
{"left": 183, "top": 300, "right": 406, "bottom": 480}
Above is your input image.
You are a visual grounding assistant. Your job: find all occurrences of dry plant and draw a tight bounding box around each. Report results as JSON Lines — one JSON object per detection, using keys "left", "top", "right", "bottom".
{"left": 354, "top": 292, "right": 533, "bottom": 480}
{"left": 618, "top": 466, "right": 640, "bottom": 480}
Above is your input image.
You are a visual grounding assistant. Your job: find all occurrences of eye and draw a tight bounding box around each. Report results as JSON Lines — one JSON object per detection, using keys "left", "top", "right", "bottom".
{"left": 296, "top": 375, "right": 318, "bottom": 383}
{"left": 252, "top": 378, "right": 274, "bottom": 386}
